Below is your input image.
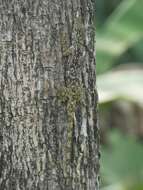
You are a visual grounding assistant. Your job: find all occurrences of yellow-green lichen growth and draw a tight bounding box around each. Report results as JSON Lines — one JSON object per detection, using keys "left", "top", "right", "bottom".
{"left": 57, "top": 85, "right": 84, "bottom": 166}
{"left": 57, "top": 85, "right": 83, "bottom": 114}
{"left": 60, "top": 32, "right": 73, "bottom": 57}
{"left": 74, "top": 16, "right": 85, "bottom": 46}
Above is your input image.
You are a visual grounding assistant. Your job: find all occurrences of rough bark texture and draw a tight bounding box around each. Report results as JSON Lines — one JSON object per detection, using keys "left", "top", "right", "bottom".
{"left": 0, "top": 0, "right": 99, "bottom": 190}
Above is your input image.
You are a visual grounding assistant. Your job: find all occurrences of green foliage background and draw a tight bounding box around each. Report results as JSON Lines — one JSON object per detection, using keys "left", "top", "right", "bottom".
{"left": 97, "top": 0, "right": 143, "bottom": 74}
{"left": 96, "top": 0, "right": 143, "bottom": 189}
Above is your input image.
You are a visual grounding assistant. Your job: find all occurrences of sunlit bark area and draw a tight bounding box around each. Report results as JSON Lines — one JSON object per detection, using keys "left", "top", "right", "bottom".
{"left": 0, "top": 0, "right": 99, "bottom": 189}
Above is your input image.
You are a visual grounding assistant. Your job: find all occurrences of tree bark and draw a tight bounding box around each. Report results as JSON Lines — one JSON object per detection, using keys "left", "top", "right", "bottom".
{"left": 0, "top": 0, "right": 99, "bottom": 190}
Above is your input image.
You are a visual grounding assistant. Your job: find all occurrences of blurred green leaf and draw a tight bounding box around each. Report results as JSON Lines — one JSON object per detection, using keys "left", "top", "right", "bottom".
{"left": 101, "top": 130, "right": 143, "bottom": 187}
{"left": 101, "top": 181, "right": 143, "bottom": 190}
{"left": 101, "top": 183, "right": 124, "bottom": 190}
{"left": 96, "top": 0, "right": 122, "bottom": 27}
{"left": 97, "top": 0, "right": 143, "bottom": 74}
{"left": 97, "top": 68, "right": 143, "bottom": 105}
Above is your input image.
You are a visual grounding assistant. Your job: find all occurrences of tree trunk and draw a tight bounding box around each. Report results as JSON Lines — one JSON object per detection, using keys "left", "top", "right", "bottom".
{"left": 0, "top": 0, "right": 99, "bottom": 190}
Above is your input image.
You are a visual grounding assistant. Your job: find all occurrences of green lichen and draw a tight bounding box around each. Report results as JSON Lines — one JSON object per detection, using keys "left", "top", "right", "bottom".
{"left": 74, "top": 16, "right": 85, "bottom": 46}
{"left": 60, "top": 32, "right": 73, "bottom": 57}
{"left": 57, "top": 85, "right": 83, "bottom": 116}
{"left": 57, "top": 86, "right": 83, "bottom": 134}
{"left": 57, "top": 85, "right": 83, "bottom": 167}
{"left": 60, "top": 16, "right": 85, "bottom": 58}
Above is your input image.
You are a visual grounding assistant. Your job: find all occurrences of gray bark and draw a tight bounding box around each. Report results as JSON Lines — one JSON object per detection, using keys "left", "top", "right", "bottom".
{"left": 0, "top": 0, "right": 99, "bottom": 190}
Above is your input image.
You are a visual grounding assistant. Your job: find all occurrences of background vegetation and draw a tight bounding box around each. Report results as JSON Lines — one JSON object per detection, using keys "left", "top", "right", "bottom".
{"left": 96, "top": 0, "right": 143, "bottom": 189}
